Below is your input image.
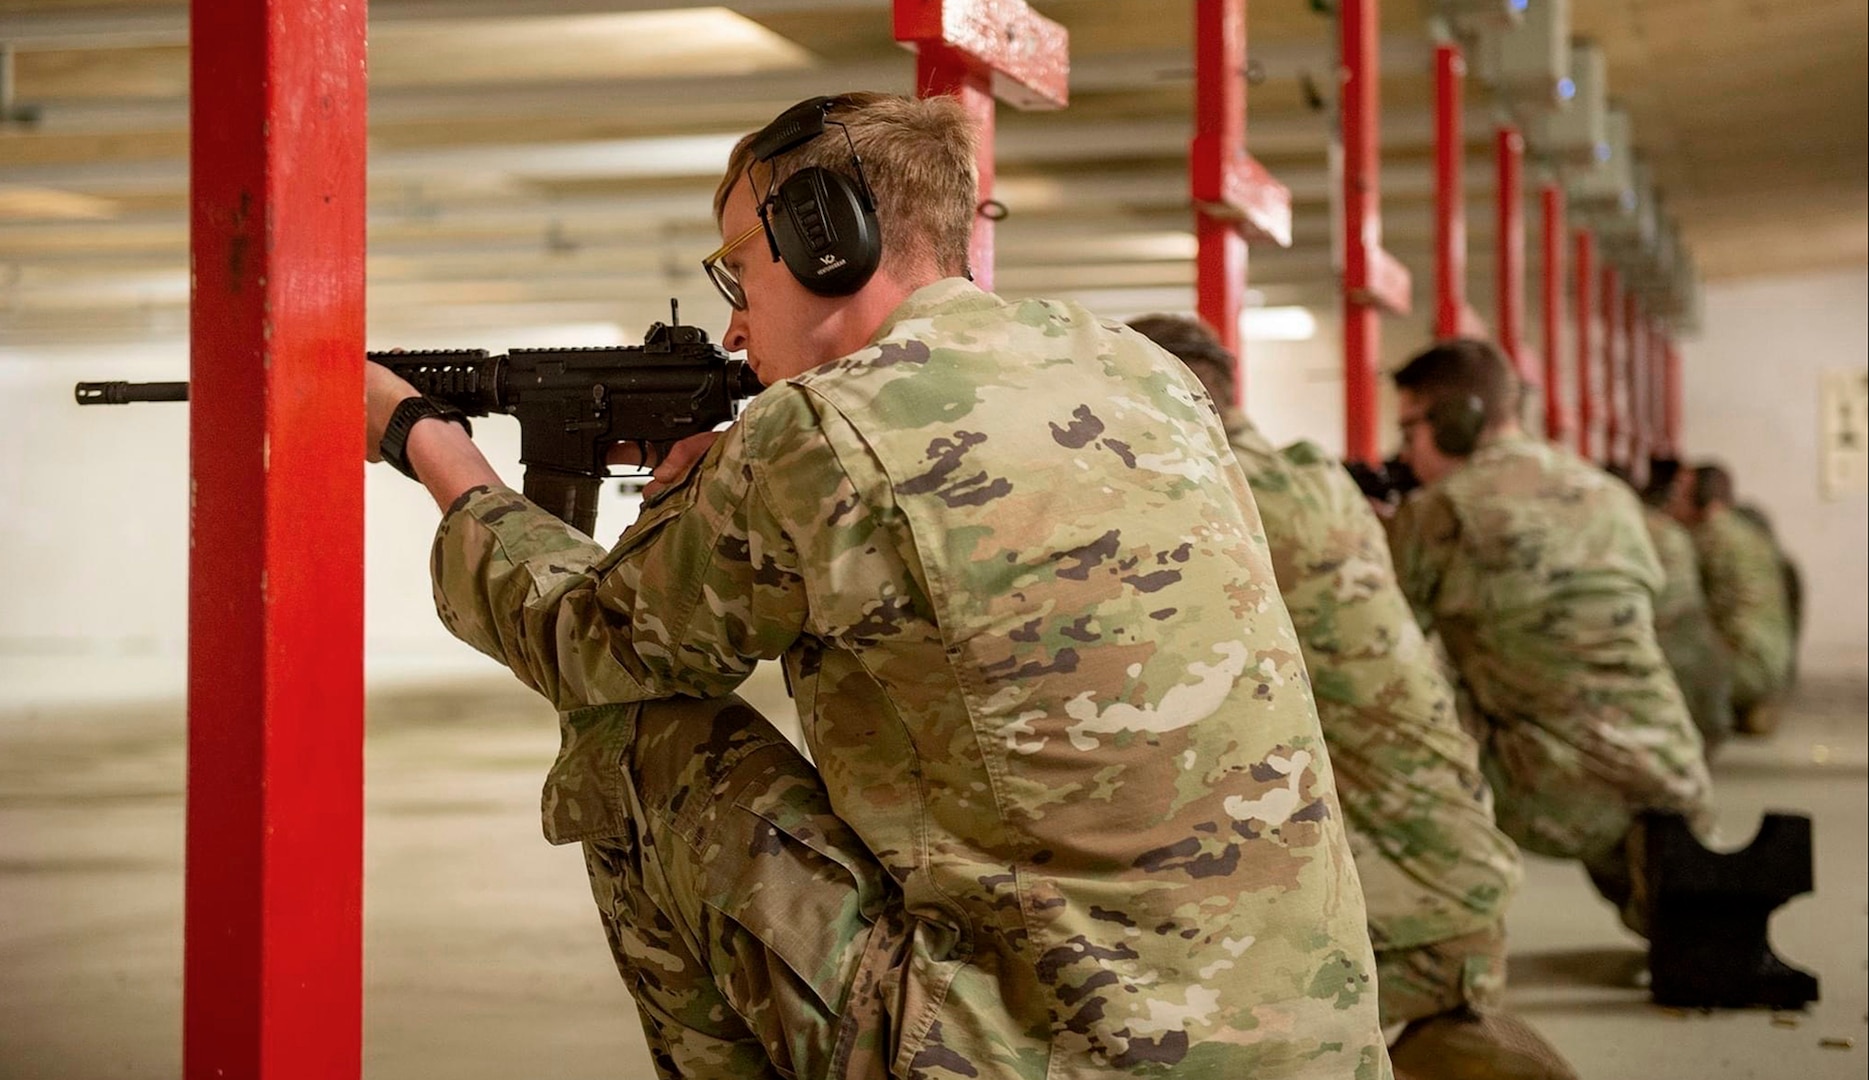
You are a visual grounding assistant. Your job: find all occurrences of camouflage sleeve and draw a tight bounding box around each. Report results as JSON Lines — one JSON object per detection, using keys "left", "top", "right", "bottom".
{"left": 429, "top": 409, "right": 809, "bottom": 712}
{"left": 1387, "top": 487, "right": 1461, "bottom": 629}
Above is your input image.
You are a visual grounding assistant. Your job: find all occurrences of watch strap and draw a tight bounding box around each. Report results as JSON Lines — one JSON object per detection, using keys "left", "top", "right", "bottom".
{"left": 380, "top": 396, "right": 472, "bottom": 482}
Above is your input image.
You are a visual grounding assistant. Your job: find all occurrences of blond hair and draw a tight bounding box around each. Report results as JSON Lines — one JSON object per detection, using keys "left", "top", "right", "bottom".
{"left": 714, "top": 92, "right": 978, "bottom": 278}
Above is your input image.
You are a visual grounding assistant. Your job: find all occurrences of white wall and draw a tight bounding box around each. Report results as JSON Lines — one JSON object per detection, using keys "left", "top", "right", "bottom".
{"left": 1241, "top": 310, "right": 1349, "bottom": 452}
{"left": 0, "top": 325, "right": 648, "bottom": 709}
{"left": 11, "top": 271, "right": 1858, "bottom": 708}
{"left": 1681, "top": 268, "right": 1869, "bottom": 676}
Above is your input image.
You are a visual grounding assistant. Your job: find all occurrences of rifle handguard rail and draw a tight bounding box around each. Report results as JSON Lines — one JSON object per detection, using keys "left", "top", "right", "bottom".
{"left": 73, "top": 315, "right": 762, "bottom": 537}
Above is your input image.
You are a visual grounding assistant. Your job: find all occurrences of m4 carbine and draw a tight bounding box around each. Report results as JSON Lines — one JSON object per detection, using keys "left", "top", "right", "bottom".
{"left": 1343, "top": 456, "right": 1421, "bottom": 509}
{"left": 75, "top": 313, "right": 764, "bottom": 537}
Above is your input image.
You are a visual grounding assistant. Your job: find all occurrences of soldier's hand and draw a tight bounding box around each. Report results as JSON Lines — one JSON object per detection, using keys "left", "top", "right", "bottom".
{"left": 609, "top": 431, "right": 721, "bottom": 499}
{"left": 364, "top": 359, "right": 421, "bottom": 463}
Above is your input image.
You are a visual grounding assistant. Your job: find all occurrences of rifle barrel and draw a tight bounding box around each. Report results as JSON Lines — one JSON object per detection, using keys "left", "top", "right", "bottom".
{"left": 74, "top": 381, "right": 190, "bottom": 404}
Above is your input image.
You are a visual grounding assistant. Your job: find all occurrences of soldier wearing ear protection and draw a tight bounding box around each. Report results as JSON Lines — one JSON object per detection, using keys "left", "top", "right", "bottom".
{"left": 1670, "top": 462, "right": 1796, "bottom": 734}
{"left": 1386, "top": 339, "right": 1712, "bottom": 939}
{"left": 745, "top": 96, "right": 884, "bottom": 296}
{"left": 426, "top": 92, "right": 1392, "bottom": 1080}
{"left": 1129, "top": 316, "right": 1577, "bottom": 1080}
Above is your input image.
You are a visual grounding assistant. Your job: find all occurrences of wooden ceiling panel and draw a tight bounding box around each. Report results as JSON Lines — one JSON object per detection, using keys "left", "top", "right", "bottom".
{"left": 14, "top": 45, "right": 186, "bottom": 100}
{"left": 0, "top": 0, "right": 1862, "bottom": 343}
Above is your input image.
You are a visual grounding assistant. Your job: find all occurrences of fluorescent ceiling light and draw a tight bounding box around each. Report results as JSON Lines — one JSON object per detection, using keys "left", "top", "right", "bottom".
{"left": 1241, "top": 306, "right": 1317, "bottom": 342}
{"left": 0, "top": 187, "right": 120, "bottom": 221}
{"left": 369, "top": 8, "right": 814, "bottom": 89}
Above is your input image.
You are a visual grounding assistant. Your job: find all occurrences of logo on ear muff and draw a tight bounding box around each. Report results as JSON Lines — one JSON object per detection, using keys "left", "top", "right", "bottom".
{"left": 747, "top": 97, "right": 883, "bottom": 298}
{"left": 1428, "top": 393, "right": 1488, "bottom": 456}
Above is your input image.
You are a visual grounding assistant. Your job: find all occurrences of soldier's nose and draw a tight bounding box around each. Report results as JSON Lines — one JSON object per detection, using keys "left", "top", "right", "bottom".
{"left": 723, "top": 315, "right": 750, "bottom": 355}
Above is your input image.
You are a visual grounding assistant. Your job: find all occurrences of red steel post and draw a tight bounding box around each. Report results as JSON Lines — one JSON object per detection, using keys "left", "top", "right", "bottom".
{"left": 1433, "top": 43, "right": 1466, "bottom": 341}
{"left": 1541, "top": 184, "right": 1567, "bottom": 445}
{"left": 1649, "top": 318, "right": 1669, "bottom": 452}
{"left": 1191, "top": 0, "right": 1292, "bottom": 395}
{"left": 1574, "top": 229, "right": 1596, "bottom": 461}
{"left": 895, "top": 0, "right": 1070, "bottom": 294}
{"left": 1626, "top": 293, "right": 1645, "bottom": 464}
{"left": 1340, "top": 0, "right": 1413, "bottom": 463}
{"left": 185, "top": 0, "right": 366, "bottom": 1076}
{"left": 1601, "top": 264, "right": 1621, "bottom": 465}
{"left": 1195, "top": 219, "right": 1247, "bottom": 378}
{"left": 1665, "top": 336, "right": 1683, "bottom": 451}
{"left": 1193, "top": 0, "right": 1248, "bottom": 368}
{"left": 1495, "top": 127, "right": 1530, "bottom": 382}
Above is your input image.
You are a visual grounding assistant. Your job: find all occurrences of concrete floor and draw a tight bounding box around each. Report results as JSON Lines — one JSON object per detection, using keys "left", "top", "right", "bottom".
{"left": 2, "top": 667, "right": 1863, "bottom": 1079}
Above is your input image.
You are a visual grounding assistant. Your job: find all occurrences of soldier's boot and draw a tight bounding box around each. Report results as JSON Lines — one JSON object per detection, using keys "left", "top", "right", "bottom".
{"left": 1737, "top": 700, "right": 1784, "bottom": 736}
{"left": 1387, "top": 1007, "right": 1578, "bottom": 1080}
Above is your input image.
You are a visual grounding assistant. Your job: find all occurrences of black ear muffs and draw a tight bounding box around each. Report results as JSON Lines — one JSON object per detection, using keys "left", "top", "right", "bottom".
{"left": 1428, "top": 393, "right": 1488, "bottom": 456}
{"left": 748, "top": 97, "right": 883, "bottom": 298}
{"left": 763, "top": 168, "right": 881, "bottom": 296}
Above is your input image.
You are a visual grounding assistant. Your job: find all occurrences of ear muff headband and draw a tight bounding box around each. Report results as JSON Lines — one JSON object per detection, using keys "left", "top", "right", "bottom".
{"left": 748, "top": 97, "right": 882, "bottom": 298}
{"left": 1428, "top": 393, "right": 1487, "bottom": 456}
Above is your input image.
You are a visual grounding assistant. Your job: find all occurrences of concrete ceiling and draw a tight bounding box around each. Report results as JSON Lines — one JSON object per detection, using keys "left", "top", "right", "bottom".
{"left": 0, "top": 0, "right": 1862, "bottom": 346}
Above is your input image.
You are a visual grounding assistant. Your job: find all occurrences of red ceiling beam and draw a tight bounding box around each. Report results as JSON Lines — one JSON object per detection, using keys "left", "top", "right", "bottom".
{"left": 1574, "top": 228, "right": 1597, "bottom": 462}
{"left": 1432, "top": 43, "right": 1485, "bottom": 341}
{"left": 895, "top": 0, "right": 1069, "bottom": 293}
{"left": 185, "top": 0, "right": 366, "bottom": 1076}
{"left": 1340, "top": 0, "right": 1413, "bottom": 463}
{"left": 1541, "top": 183, "right": 1568, "bottom": 446}
{"left": 1191, "top": 0, "right": 1292, "bottom": 393}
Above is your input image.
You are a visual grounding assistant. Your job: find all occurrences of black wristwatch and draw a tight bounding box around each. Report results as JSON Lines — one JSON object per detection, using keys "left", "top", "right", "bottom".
{"left": 380, "top": 396, "right": 473, "bottom": 482}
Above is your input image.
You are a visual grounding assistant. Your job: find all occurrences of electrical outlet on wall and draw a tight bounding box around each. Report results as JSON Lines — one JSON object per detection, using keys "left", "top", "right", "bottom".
{"left": 1821, "top": 368, "right": 1869, "bottom": 500}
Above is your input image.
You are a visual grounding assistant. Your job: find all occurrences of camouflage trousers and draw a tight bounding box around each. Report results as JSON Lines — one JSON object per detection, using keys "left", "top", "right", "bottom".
{"left": 1729, "top": 632, "right": 1793, "bottom": 716}
{"left": 1374, "top": 925, "right": 1507, "bottom": 1029}
{"left": 578, "top": 694, "right": 911, "bottom": 1079}
{"left": 1654, "top": 615, "right": 1736, "bottom": 754}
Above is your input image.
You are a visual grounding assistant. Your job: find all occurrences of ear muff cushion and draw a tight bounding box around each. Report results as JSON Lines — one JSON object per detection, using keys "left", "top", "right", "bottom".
{"left": 1429, "top": 394, "right": 1487, "bottom": 456}
{"left": 767, "top": 167, "right": 882, "bottom": 297}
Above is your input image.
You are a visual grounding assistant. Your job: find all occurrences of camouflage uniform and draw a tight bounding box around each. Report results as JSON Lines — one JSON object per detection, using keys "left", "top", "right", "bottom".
{"left": 1387, "top": 437, "right": 1711, "bottom": 877}
{"left": 1225, "top": 413, "right": 1522, "bottom": 1028}
{"left": 1692, "top": 506, "right": 1795, "bottom": 715}
{"left": 430, "top": 279, "right": 1391, "bottom": 1078}
{"left": 1641, "top": 508, "right": 1735, "bottom": 751}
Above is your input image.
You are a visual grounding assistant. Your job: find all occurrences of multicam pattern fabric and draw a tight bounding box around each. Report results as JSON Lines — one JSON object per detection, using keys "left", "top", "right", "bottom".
{"left": 1223, "top": 413, "right": 1520, "bottom": 960}
{"left": 1388, "top": 437, "right": 1711, "bottom": 863}
{"left": 1692, "top": 506, "right": 1795, "bottom": 713}
{"left": 1641, "top": 508, "right": 1735, "bottom": 750}
{"left": 1371, "top": 924, "right": 1508, "bottom": 1029}
{"left": 431, "top": 278, "right": 1391, "bottom": 1078}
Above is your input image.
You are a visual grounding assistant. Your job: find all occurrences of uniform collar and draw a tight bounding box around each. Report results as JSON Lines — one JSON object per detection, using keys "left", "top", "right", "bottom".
{"left": 866, "top": 277, "right": 997, "bottom": 344}
{"left": 1472, "top": 430, "right": 1536, "bottom": 457}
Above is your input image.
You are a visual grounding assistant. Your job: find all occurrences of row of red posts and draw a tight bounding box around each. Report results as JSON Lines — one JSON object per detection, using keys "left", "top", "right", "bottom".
{"left": 181, "top": 1, "right": 1680, "bottom": 1075}
{"left": 1419, "top": 33, "right": 1679, "bottom": 468}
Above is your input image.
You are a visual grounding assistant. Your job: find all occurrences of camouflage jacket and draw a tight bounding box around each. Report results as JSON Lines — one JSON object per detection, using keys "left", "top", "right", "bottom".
{"left": 1642, "top": 507, "right": 1735, "bottom": 746}
{"left": 1388, "top": 436, "right": 1710, "bottom": 860}
{"left": 1645, "top": 509, "right": 1709, "bottom": 632}
{"left": 1693, "top": 506, "right": 1794, "bottom": 693}
{"left": 1224, "top": 411, "right": 1520, "bottom": 953}
{"left": 431, "top": 280, "right": 1389, "bottom": 1078}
